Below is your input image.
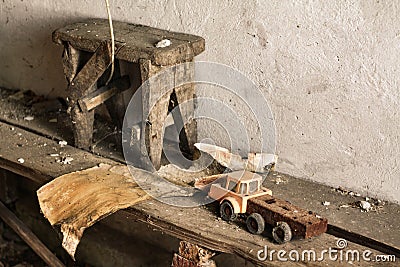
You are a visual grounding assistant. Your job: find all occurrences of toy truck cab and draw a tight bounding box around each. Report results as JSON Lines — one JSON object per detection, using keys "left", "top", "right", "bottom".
{"left": 207, "top": 171, "right": 272, "bottom": 220}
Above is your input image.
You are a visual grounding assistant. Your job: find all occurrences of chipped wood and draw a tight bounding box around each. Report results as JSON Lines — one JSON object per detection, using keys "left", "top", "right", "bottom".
{"left": 171, "top": 241, "right": 217, "bottom": 267}
{"left": 37, "top": 164, "right": 149, "bottom": 258}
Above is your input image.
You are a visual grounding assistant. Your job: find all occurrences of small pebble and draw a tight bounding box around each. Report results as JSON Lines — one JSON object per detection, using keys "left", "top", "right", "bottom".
{"left": 322, "top": 201, "right": 331, "bottom": 206}
{"left": 62, "top": 157, "right": 74, "bottom": 165}
{"left": 24, "top": 116, "right": 34, "bottom": 121}
{"left": 155, "top": 39, "right": 171, "bottom": 48}
{"left": 17, "top": 158, "right": 24, "bottom": 163}
{"left": 360, "top": 201, "right": 371, "bottom": 211}
{"left": 59, "top": 140, "right": 68, "bottom": 147}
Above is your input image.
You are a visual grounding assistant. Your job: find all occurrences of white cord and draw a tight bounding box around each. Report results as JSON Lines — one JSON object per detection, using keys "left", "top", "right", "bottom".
{"left": 105, "top": 0, "right": 115, "bottom": 85}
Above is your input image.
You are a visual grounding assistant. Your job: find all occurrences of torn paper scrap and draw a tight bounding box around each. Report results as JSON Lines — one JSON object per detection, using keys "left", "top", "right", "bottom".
{"left": 194, "top": 143, "right": 277, "bottom": 172}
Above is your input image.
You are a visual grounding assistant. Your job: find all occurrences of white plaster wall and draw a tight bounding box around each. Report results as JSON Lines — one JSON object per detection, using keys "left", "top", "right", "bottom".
{"left": 1, "top": 0, "right": 399, "bottom": 203}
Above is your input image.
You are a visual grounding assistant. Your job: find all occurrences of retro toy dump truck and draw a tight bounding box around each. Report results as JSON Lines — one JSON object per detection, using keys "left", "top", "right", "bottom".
{"left": 195, "top": 171, "right": 327, "bottom": 243}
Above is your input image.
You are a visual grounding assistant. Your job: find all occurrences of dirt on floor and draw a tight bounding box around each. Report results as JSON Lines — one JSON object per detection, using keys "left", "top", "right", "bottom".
{"left": 0, "top": 220, "right": 47, "bottom": 267}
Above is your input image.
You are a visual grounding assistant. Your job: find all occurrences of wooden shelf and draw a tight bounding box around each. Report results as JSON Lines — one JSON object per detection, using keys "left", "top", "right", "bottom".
{"left": 0, "top": 89, "right": 398, "bottom": 266}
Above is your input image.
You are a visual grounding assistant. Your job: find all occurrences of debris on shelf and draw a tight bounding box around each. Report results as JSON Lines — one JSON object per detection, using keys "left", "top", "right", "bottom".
{"left": 194, "top": 143, "right": 277, "bottom": 173}
{"left": 23, "top": 116, "right": 34, "bottom": 121}
{"left": 359, "top": 201, "right": 371, "bottom": 212}
{"left": 333, "top": 186, "right": 360, "bottom": 197}
{"left": 58, "top": 140, "right": 68, "bottom": 147}
{"left": 322, "top": 201, "right": 331, "bottom": 206}
{"left": 272, "top": 176, "right": 288, "bottom": 185}
{"left": 17, "top": 158, "right": 24, "bottom": 164}
{"left": 155, "top": 39, "right": 171, "bottom": 48}
{"left": 57, "top": 156, "right": 74, "bottom": 165}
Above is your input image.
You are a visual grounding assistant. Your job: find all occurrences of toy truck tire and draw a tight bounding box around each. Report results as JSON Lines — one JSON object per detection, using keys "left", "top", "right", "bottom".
{"left": 220, "top": 200, "right": 238, "bottom": 221}
{"left": 272, "top": 221, "right": 292, "bottom": 244}
{"left": 246, "top": 213, "right": 265, "bottom": 235}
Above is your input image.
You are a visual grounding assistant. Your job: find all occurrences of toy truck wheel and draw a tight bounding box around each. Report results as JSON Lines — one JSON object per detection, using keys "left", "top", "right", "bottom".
{"left": 272, "top": 222, "right": 292, "bottom": 244}
{"left": 246, "top": 213, "right": 265, "bottom": 235}
{"left": 220, "top": 201, "right": 238, "bottom": 221}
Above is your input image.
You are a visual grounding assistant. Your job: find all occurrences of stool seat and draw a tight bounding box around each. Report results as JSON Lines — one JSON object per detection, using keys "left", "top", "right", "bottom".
{"left": 53, "top": 19, "right": 205, "bottom": 66}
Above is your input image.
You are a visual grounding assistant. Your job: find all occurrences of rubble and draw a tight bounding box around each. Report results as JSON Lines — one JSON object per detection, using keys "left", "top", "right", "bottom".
{"left": 359, "top": 201, "right": 371, "bottom": 212}
{"left": 194, "top": 143, "right": 277, "bottom": 172}
{"left": 58, "top": 140, "right": 68, "bottom": 147}
{"left": 57, "top": 157, "right": 74, "bottom": 165}
{"left": 155, "top": 39, "right": 171, "bottom": 48}
{"left": 23, "top": 116, "right": 34, "bottom": 121}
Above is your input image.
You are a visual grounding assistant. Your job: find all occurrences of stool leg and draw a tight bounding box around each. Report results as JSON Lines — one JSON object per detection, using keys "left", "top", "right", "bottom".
{"left": 173, "top": 60, "right": 197, "bottom": 157}
{"left": 62, "top": 43, "right": 94, "bottom": 149}
{"left": 62, "top": 41, "right": 112, "bottom": 149}
{"left": 70, "top": 106, "right": 95, "bottom": 149}
{"left": 139, "top": 59, "right": 172, "bottom": 170}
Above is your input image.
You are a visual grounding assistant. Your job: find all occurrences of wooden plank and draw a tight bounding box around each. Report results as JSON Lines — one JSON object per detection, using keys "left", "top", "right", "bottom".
{"left": 78, "top": 75, "right": 130, "bottom": 112}
{"left": 0, "top": 121, "right": 398, "bottom": 266}
{"left": 264, "top": 172, "right": 400, "bottom": 254}
{"left": 0, "top": 201, "right": 65, "bottom": 267}
{"left": 0, "top": 121, "right": 114, "bottom": 184}
{"left": 52, "top": 19, "right": 205, "bottom": 66}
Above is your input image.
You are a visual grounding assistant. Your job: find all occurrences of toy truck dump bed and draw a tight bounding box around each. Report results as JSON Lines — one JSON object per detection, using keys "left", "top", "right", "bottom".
{"left": 247, "top": 194, "right": 327, "bottom": 239}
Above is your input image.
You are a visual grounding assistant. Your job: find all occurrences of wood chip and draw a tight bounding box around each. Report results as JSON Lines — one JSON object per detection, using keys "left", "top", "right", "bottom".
{"left": 37, "top": 164, "right": 149, "bottom": 258}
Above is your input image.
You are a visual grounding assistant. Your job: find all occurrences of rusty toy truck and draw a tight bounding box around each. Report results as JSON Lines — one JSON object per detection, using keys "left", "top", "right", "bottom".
{"left": 195, "top": 170, "right": 327, "bottom": 243}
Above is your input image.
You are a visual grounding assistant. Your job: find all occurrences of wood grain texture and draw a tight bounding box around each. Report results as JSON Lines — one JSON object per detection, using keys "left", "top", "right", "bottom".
{"left": 37, "top": 164, "right": 149, "bottom": 258}
{"left": 53, "top": 19, "right": 205, "bottom": 66}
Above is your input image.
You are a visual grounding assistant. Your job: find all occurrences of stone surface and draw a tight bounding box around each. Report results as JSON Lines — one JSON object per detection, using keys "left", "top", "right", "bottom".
{"left": 0, "top": 1, "right": 399, "bottom": 203}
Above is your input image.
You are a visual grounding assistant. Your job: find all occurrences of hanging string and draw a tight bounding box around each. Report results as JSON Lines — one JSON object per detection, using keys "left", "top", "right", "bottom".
{"left": 105, "top": 0, "right": 115, "bottom": 85}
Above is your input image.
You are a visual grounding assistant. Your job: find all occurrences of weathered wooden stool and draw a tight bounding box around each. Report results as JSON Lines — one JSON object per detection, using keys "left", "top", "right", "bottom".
{"left": 53, "top": 19, "right": 205, "bottom": 169}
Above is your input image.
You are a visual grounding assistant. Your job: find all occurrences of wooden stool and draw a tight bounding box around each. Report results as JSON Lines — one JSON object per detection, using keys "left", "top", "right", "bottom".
{"left": 53, "top": 19, "right": 205, "bottom": 169}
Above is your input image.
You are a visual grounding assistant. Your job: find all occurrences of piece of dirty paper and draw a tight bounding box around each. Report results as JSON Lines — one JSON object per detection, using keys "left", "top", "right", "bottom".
{"left": 194, "top": 143, "right": 277, "bottom": 172}
{"left": 37, "top": 163, "right": 149, "bottom": 259}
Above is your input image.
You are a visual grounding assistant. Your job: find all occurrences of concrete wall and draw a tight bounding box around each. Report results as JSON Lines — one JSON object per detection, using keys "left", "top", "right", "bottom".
{"left": 1, "top": 0, "right": 399, "bottom": 203}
